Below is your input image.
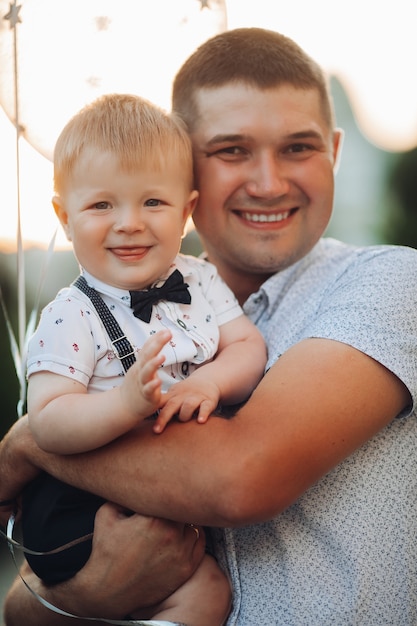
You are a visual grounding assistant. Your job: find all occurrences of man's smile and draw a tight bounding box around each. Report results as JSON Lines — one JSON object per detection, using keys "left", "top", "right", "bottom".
{"left": 239, "top": 210, "right": 292, "bottom": 223}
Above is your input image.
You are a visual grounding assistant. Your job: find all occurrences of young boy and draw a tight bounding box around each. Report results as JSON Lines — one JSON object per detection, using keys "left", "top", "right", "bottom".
{"left": 22, "top": 93, "right": 266, "bottom": 626}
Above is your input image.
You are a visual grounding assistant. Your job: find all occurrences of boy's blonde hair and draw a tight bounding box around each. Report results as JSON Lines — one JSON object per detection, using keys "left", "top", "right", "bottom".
{"left": 54, "top": 93, "right": 194, "bottom": 194}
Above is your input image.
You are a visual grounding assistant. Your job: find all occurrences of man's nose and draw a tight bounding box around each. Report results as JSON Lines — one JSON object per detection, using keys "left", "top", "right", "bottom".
{"left": 245, "top": 153, "right": 290, "bottom": 198}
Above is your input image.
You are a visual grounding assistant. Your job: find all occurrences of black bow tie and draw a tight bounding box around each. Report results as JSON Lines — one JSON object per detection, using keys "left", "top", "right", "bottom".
{"left": 130, "top": 269, "right": 191, "bottom": 323}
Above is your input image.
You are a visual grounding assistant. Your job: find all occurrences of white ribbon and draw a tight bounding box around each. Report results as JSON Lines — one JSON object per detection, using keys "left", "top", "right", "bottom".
{"left": 3, "top": 514, "right": 180, "bottom": 626}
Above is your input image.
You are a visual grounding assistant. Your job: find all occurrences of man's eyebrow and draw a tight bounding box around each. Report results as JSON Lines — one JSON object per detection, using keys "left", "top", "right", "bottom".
{"left": 205, "top": 129, "right": 325, "bottom": 147}
{"left": 206, "top": 134, "right": 250, "bottom": 146}
{"left": 286, "top": 130, "right": 324, "bottom": 140}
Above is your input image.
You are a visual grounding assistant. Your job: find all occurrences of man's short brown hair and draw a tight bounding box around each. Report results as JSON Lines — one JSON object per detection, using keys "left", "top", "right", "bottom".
{"left": 172, "top": 27, "right": 335, "bottom": 131}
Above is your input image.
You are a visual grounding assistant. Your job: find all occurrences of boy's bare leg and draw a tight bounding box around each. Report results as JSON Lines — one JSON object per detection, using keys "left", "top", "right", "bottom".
{"left": 132, "top": 554, "right": 232, "bottom": 626}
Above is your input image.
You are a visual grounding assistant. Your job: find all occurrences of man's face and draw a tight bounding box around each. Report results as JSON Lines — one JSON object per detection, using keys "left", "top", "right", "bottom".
{"left": 190, "top": 83, "right": 342, "bottom": 297}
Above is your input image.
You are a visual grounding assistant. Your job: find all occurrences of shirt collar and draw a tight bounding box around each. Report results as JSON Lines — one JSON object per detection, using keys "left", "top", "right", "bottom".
{"left": 243, "top": 240, "right": 326, "bottom": 321}
{"left": 80, "top": 270, "right": 131, "bottom": 306}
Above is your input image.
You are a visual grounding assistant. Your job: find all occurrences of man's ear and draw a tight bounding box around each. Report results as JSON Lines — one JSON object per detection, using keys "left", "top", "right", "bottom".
{"left": 52, "top": 195, "right": 72, "bottom": 241}
{"left": 332, "top": 128, "right": 344, "bottom": 175}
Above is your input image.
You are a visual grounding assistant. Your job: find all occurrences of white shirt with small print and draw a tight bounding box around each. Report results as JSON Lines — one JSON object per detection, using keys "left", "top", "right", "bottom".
{"left": 27, "top": 254, "right": 243, "bottom": 392}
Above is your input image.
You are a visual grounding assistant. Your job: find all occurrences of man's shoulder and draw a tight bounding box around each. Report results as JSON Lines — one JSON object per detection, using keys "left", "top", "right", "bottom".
{"left": 322, "top": 237, "right": 417, "bottom": 260}
{"left": 259, "top": 238, "right": 417, "bottom": 319}
{"left": 313, "top": 238, "right": 417, "bottom": 282}
{"left": 342, "top": 243, "right": 417, "bottom": 289}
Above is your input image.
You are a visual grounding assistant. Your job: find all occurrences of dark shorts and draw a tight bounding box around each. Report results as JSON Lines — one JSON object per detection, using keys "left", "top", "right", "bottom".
{"left": 22, "top": 473, "right": 105, "bottom": 584}
{"left": 22, "top": 473, "right": 216, "bottom": 586}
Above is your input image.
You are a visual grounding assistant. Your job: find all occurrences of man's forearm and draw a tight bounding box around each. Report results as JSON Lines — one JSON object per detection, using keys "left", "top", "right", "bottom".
{"left": 0, "top": 417, "right": 42, "bottom": 519}
{"left": 6, "top": 339, "right": 409, "bottom": 528}
{"left": 13, "top": 413, "right": 237, "bottom": 526}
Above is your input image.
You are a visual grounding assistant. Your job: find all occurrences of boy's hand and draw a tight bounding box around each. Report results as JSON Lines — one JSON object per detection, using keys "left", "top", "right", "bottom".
{"left": 120, "top": 329, "right": 172, "bottom": 422}
{"left": 154, "top": 378, "right": 220, "bottom": 433}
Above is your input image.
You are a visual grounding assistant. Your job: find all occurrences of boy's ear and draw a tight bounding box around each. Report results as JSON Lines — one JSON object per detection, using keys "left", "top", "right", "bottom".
{"left": 183, "top": 189, "right": 199, "bottom": 222}
{"left": 52, "top": 195, "right": 72, "bottom": 241}
{"left": 181, "top": 190, "right": 198, "bottom": 239}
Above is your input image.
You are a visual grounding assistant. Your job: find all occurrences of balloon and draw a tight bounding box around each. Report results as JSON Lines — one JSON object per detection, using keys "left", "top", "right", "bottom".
{"left": 0, "top": 0, "right": 227, "bottom": 160}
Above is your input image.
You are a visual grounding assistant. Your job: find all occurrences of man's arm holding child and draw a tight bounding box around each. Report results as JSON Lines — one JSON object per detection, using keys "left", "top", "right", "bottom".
{"left": 1, "top": 337, "right": 410, "bottom": 527}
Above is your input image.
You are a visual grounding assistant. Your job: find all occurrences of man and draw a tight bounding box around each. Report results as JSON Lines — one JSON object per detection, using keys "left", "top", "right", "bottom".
{"left": 2, "top": 27, "right": 417, "bottom": 625}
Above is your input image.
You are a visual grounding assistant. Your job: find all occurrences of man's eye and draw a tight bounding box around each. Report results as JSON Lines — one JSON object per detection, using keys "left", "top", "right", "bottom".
{"left": 286, "top": 143, "right": 311, "bottom": 154}
{"left": 207, "top": 146, "right": 247, "bottom": 159}
{"left": 219, "top": 146, "right": 245, "bottom": 156}
{"left": 222, "top": 146, "right": 242, "bottom": 154}
{"left": 145, "top": 198, "right": 161, "bottom": 207}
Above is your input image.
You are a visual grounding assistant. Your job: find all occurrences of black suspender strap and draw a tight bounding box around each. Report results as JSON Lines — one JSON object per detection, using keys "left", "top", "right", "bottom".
{"left": 73, "top": 275, "right": 136, "bottom": 373}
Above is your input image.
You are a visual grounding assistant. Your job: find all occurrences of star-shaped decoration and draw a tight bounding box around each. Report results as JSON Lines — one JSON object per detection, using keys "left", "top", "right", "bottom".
{"left": 3, "top": 1, "right": 22, "bottom": 29}
{"left": 86, "top": 76, "right": 101, "bottom": 89}
{"left": 198, "top": 0, "right": 210, "bottom": 9}
{"left": 95, "top": 15, "right": 111, "bottom": 32}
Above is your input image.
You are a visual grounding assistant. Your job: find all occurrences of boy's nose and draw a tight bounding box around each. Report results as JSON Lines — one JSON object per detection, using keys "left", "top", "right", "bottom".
{"left": 114, "top": 206, "right": 145, "bottom": 233}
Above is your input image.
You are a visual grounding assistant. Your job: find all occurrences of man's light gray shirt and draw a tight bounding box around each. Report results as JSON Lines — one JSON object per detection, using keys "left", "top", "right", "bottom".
{"left": 216, "top": 237, "right": 417, "bottom": 626}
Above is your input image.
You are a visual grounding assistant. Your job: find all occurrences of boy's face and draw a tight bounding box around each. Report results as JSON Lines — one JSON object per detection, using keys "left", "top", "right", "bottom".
{"left": 190, "top": 83, "right": 342, "bottom": 296}
{"left": 53, "top": 149, "right": 197, "bottom": 290}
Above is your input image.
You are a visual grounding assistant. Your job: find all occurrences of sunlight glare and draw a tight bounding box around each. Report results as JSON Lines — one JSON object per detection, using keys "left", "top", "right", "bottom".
{"left": 1, "top": 0, "right": 416, "bottom": 249}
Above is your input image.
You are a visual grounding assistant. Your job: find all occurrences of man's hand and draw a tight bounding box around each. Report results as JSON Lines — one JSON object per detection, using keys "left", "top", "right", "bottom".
{"left": 0, "top": 416, "right": 40, "bottom": 526}
{"left": 4, "top": 502, "right": 205, "bottom": 624}
{"left": 49, "top": 502, "right": 205, "bottom": 618}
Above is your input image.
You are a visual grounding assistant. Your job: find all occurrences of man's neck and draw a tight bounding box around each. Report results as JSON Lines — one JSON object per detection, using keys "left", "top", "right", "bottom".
{"left": 213, "top": 263, "right": 268, "bottom": 306}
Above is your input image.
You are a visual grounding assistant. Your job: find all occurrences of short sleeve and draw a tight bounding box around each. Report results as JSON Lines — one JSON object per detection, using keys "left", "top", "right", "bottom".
{"left": 27, "top": 292, "right": 105, "bottom": 386}
{"left": 305, "top": 246, "right": 417, "bottom": 409}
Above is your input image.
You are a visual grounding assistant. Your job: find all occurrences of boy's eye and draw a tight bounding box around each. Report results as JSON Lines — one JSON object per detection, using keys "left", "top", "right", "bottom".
{"left": 145, "top": 198, "right": 161, "bottom": 207}
{"left": 93, "top": 201, "right": 110, "bottom": 210}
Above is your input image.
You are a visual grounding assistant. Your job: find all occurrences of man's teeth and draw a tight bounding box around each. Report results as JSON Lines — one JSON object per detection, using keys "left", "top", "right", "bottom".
{"left": 242, "top": 211, "right": 290, "bottom": 223}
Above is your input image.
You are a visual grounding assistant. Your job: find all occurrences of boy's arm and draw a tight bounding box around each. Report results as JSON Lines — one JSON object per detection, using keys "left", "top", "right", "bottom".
{"left": 155, "top": 315, "right": 267, "bottom": 430}
{"left": 28, "top": 330, "right": 171, "bottom": 454}
{"left": 28, "top": 372, "right": 137, "bottom": 454}
{"left": 199, "top": 314, "right": 267, "bottom": 403}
